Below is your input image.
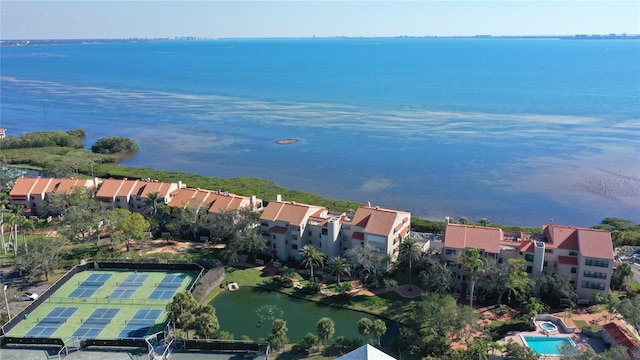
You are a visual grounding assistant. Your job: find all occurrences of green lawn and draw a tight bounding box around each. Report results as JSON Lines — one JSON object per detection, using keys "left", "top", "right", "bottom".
{"left": 573, "top": 319, "right": 602, "bottom": 331}
{"left": 205, "top": 267, "right": 415, "bottom": 325}
{"left": 7, "top": 269, "right": 198, "bottom": 339}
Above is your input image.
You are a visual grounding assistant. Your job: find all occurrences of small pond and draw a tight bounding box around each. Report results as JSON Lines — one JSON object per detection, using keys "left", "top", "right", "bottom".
{"left": 211, "top": 287, "right": 381, "bottom": 342}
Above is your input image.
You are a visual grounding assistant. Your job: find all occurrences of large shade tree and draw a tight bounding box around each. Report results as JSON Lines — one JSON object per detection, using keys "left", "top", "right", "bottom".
{"left": 191, "top": 305, "right": 219, "bottom": 339}
{"left": 345, "top": 243, "right": 391, "bottom": 286}
{"left": 109, "top": 208, "right": 150, "bottom": 251}
{"left": 15, "top": 236, "right": 66, "bottom": 281}
{"left": 417, "top": 256, "right": 454, "bottom": 293}
{"left": 166, "top": 291, "right": 198, "bottom": 330}
{"left": 268, "top": 319, "right": 289, "bottom": 352}
{"left": 496, "top": 258, "right": 532, "bottom": 305}
{"left": 611, "top": 262, "right": 633, "bottom": 291}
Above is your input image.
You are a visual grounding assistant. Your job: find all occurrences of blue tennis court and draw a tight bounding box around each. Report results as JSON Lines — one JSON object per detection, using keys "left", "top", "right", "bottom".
{"left": 148, "top": 274, "right": 185, "bottom": 300}
{"left": 110, "top": 274, "right": 149, "bottom": 299}
{"left": 26, "top": 307, "right": 78, "bottom": 337}
{"left": 72, "top": 308, "right": 119, "bottom": 338}
{"left": 118, "top": 309, "right": 162, "bottom": 338}
{"left": 69, "top": 273, "right": 112, "bottom": 298}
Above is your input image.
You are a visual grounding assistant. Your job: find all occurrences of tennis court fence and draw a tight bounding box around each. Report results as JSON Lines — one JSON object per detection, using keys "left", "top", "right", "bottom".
{"left": 47, "top": 297, "right": 166, "bottom": 306}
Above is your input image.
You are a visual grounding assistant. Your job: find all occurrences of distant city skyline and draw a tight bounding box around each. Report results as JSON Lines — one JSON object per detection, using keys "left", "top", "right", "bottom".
{"left": 1, "top": 1, "right": 639, "bottom": 40}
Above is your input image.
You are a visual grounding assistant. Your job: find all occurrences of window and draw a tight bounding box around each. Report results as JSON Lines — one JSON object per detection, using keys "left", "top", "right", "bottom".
{"left": 261, "top": 222, "right": 269, "bottom": 227}
{"left": 545, "top": 249, "right": 554, "bottom": 254}
{"left": 292, "top": 244, "right": 298, "bottom": 250}
{"left": 445, "top": 249, "right": 457, "bottom": 256}
{"left": 583, "top": 271, "right": 607, "bottom": 279}
{"left": 272, "top": 234, "right": 276, "bottom": 240}
{"left": 543, "top": 261, "right": 548, "bottom": 267}
{"left": 571, "top": 267, "right": 577, "bottom": 274}
{"left": 308, "top": 231, "right": 312, "bottom": 237}
{"left": 498, "top": 258, "right": 503, "bottom": 264}
{"left": 585, "top": 259, "right": 609, "bottom": 268}
{"left": 292, "top": 234, "right": 298, "bottom": 240}
{"left": 526, "top": 266, "right": 533, "bottom": 273}
{"left": 273, "top": 244, "right": 277, "bottom": 249}
{"left": 321, "top": 228, "right": 328, "bottom": 235}
{"left": 524, "top": 254, "right": 534, "bottom": 262}
{"left": 581, "top": 281, "right": 605, "bottom": 290}
{"left": 569, "top": 251, "right": 578, "bottom": 256}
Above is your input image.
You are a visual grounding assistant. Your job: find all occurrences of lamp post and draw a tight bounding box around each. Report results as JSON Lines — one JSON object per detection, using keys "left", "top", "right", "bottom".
{"left": 3, "top": 285, "right": 10, "bottom": 321}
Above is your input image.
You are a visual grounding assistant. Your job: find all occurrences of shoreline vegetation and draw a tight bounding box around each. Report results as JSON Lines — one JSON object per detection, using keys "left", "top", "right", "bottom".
{"left": 3, "top": 129, "right": 637, "bottom": 238}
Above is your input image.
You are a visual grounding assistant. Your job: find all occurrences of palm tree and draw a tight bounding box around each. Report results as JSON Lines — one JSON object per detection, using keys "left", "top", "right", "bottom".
{"left": 18, "top": 216, "right": 35, "bottom": 254}
{"left": 463, "top": 248, "right": 485, "bottom": 308}
{"left": 143, "top": 192, "right": 161, "bottom": 217}
{"left": 479, "top": 218, "right": 490, "bottom": 227}
{"left": 3, "top": 211, "right": 18, "bottom": 255}
{"left": 299, "top": 244, "right": 324, "bottom": 279}
{"left": 327, "top": 255, "right": 351, "bottom": 285}
{"left": 399, "top": 238, "right": 421, "bottom": 286}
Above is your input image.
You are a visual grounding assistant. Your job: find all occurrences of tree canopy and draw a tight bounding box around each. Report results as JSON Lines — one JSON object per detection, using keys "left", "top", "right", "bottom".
{"left": 91, "top": 136, "right": 139, "bottom": 154}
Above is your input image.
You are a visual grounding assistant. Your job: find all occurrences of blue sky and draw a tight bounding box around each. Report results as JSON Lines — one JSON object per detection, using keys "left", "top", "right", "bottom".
{"left": 1, "top": 1, "right": 639, "bottom": 39}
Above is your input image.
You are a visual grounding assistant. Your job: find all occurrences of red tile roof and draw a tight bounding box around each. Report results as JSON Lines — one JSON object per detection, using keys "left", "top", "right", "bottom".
{"left": 543, "top": 224, "right": 614, "bottom": 260}
{"left": 519, "top": 241, "right": 535, "bottom": 252}
{"left": 96, "top": 179, "right": 125, "bottom": 199}
{"left": 46, "top": 179, "right": 93, "bottom": 194}
{"left": 443, "top": 223, "right": 503, "bottom": 254}
{"left": 30, "top": 178, "right": 53, "bottom": 195}
{"left": 543, "top": 225, "right": 579, "bottom": 250}
{"left": 346, "top": 206, "right": 409, "bottom": 237}
{"left": 261, "top": 201, "right": 324, "bottom": 225}
{"left": 603, "top": 322, "right": 640, "bottom": 352}
{"left": 577, "top": 228, "right": 614, "bottom": 260}
{"left": 9, "top": 178, "right": 39, "bottom": 198}
{"left": 558, "top": 255, "right": 579, "bottom": 266}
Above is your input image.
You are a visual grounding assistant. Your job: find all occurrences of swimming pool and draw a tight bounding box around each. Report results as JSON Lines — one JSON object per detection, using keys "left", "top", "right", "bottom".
{"left": 540, "top": 321, "right": 558, "bottom": 332}
{"left": 521, "top": 336, "right": 577, "bottom": 356}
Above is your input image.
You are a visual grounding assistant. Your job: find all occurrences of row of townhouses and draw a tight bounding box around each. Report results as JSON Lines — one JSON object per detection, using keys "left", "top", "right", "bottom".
{"left": 8, "top": 177, "right": 412, "bottom": 261}
{"left": 9, "top": 177, "right": 615, "bottom": 301}
{"left": 442, "top": 221, "right": 615, "bottom": 301}
{"left": 9, "top": 177, "right": 264, "bottom": 216}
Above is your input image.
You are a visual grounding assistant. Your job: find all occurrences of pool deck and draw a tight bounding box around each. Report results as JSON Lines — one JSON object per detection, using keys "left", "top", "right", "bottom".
{"left": 500, "top": 320, "right": 607, "bottom": 355}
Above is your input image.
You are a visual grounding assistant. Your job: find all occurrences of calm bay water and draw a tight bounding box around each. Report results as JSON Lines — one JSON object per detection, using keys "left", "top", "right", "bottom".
{"left": 1, "top": 38, "right": 639, "bottom": 226}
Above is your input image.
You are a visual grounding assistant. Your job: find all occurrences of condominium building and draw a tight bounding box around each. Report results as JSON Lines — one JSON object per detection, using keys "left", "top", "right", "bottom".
{"left": 95, "top": 178, "right": 184, "bottom": 214}
{"left": 167, "top": 188, "right": 263, "bottom": 214}
{"left": 10, "top": 177, "right": 262, "bottom": 218}
{"left": 442, "top": 221, "right": 614, "bottom": 301}
{"left": 9, "top": 177, "right": 99, "bottom": 215}
{"left": 259, "top": 196, "right": 411, "bottom": 262}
